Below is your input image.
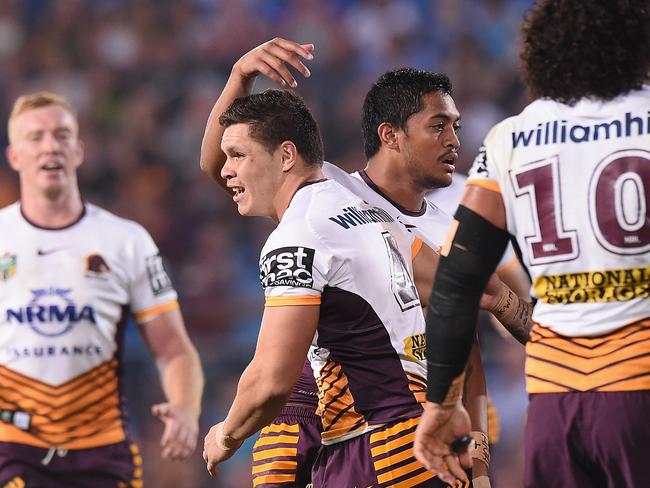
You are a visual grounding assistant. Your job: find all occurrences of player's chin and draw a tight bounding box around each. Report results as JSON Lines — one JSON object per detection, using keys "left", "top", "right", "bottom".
{"left": 425, "top": 174, "right": 453, "bottom": 189}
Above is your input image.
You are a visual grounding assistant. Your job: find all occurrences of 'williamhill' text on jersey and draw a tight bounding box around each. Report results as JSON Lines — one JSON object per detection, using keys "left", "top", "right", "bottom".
{"left": 261, "top": 180, "right": 427, "bottom": 445}
{"left": 468, "top": 86, "right": 650, "bottom": 395}
{"left": 0, "top": 203, "right": 178, "bottom": 449}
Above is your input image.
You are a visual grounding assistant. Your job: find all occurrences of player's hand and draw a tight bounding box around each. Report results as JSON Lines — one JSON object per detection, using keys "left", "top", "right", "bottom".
{"left": 479, "top": 273, "right": 507, "bottom": 312}
{"left": 202, "top": 422, "right": 243, "bottom": 478}
{"left": 151, "top": 402, "right": 199, "bottom": 461}
{"left": 413, "top": 401, "right": 472, "bottom": 485}
{"left": 231, "top": 37, "right": 314, "bottom": 88}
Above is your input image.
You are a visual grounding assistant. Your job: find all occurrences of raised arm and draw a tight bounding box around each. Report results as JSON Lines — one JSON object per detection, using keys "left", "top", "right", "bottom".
{"left": 200, "top": 38, "right": 314, "bottom": 189}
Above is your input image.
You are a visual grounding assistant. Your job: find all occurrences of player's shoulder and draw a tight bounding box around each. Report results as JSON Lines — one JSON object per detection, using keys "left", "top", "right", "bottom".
{"left": 285, "top": 179, "right": 361, "bottom": 222}
{"left": 84, "top": 203, "right": 153, "bottom": 242}
{"left": 272, "top": 178, "right": 382, "bottom": 246}
{"left": 0, "top": 202, "right": 21, "bottom": 224}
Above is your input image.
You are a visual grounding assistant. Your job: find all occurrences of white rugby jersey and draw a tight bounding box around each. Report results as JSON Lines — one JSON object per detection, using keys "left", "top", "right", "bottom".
{"left": 0, "top": 202, "right": 178, "bottom": 449}
{"left": 322, "top": 161, "right": 515, "bottom": 268}
{"left": 468, "top": 86, "right": 650, "bottom": 337}
{"left": 261, "top": 180, "right": 426, "bottom": 445}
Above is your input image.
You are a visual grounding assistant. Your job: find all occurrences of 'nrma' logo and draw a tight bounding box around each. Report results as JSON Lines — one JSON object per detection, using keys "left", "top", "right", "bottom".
{"left": 6, "top": 288, "right": 97, "bottom": 337}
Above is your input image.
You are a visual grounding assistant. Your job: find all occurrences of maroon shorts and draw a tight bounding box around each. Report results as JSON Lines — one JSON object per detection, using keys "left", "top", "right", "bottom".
{"left": 252, "top": 405, "right": 322, "bottom": 487}
{"left": 525, "top": 391, "right": 650, "bottom": 488}
{"left": 0, "top": 440, "right": 142, "bottom": 488}
{"left": 311, "top": 416, "right": 470, "bottom": 488}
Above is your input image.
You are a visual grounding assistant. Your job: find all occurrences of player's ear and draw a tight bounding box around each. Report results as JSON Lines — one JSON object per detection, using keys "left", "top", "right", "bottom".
{"left": 280, "top": 140, "right": 298, "bottom": 172}
{"left": 5, "top": 146, "right": 21, "bottom": 172}
{"left": 377, "top": 122, "right": 399, "bottom": 151}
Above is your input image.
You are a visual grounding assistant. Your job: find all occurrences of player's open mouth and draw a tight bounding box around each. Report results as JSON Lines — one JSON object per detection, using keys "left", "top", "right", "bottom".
{"left": 439, "top": 152, "right": 457, "bottom": 171}
{"left": 41, "top": 162, "right": 64, "bottom": 172}
{"left": 232, "top": 186, "right": 245, "bottom": 200}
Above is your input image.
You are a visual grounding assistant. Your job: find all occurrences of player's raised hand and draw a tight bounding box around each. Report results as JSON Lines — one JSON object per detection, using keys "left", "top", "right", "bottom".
{"left": 413, "top": 402, "right": 472, "bottom": 486}
{"left": 232, "top": 37, "right": 314, "bottom": 88}
{"left": 151, "top": 402, "right": 199, "bottom": 461}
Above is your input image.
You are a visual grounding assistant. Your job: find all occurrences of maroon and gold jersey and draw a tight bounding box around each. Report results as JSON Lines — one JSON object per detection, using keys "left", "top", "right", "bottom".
{"left": 0, "top": 203, "right": 178, "bottom": 449}
{"left": 468, "top": 86, "right": 650, "bottom": 393}
{"left": 260, "top": 180, "right": 426, "bottom": 445}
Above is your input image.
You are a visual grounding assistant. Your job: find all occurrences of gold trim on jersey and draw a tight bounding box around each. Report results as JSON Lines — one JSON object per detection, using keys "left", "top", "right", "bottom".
{"left": 411, "top": 238, "right": 424, "bottom": 260}
{"left": 405, "top": 372, "right": 426, "bottom": 404}
{"left": 132, "top": 299, "right": 179, "bottom": 322}
{"left": 526, "top": 319, "right": 650, "bottom": 393}
{"left": 265, "top": 295, "right": 321, "bottom": 307}
{"left": 466, "top": 178, "right": 501, "bottom": 193}
{"left": 0, "top": 359, "right": 126, "bottom": 449}
{"left": 534, "top": 266, "right": 650, "bottom": 304}
{"left": 316, "top": 360, "right": 368, "bottom": 443}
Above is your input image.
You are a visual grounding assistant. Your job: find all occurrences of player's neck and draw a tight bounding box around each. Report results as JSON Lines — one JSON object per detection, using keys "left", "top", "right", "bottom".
{"left": 274, "top": 166, "right": 325, "bottom": 223}
{"left": 364, "top": 159, "right": 426, "bottom": 212}
{"left": 19, "top": 185, "right": 84, "bottom": 229}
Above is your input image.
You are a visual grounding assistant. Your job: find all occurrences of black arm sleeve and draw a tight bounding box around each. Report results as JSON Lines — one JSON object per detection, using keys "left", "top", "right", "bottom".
{"left": 425, "top": 205, "right": 510, "bottom": 404}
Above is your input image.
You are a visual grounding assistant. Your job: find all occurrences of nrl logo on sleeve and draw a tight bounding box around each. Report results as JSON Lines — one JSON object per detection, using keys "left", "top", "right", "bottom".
{"left": 259, "top": 246, "right": 316, "bottom": 288}
{"left": 472, "top": 144, "right": 489, "bottom": 177}
{"left": 145, "top": 254, "right": 173, "bottom": 296}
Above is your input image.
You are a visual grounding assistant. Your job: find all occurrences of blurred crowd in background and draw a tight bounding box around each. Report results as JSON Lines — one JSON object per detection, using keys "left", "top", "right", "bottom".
{"left": 0, "top": 0, "right": 535, "bottom": 486}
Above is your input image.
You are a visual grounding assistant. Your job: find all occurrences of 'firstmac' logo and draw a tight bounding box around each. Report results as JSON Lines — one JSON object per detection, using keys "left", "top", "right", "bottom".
{"left": 260, "top": 247, "right": 316, "bottom": 288}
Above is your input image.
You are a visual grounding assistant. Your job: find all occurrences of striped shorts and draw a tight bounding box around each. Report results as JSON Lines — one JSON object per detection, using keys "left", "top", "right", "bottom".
{"left": 0, "top": 440, "right": 142, "bottom": 488}
{"left": 252, "top": 406, "right": 322, "bottom": 487}
{"left": 311, "top": 416, "right": 471, "bottom": 488}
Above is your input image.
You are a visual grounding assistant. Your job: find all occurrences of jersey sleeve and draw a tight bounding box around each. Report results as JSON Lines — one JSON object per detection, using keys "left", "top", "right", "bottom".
{"left": 467, "top": 121, "right": 511, "bottom": 193}
{"left": 127, "top": 224, "right": 179, "bottom": 323}
{"left": 260, "top": 221, "right": 335, "bottom": 307}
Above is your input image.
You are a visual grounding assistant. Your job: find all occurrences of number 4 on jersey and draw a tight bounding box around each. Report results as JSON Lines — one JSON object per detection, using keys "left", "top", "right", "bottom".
{"left": 381, "top": 231, "right": 420, "bottom": 311}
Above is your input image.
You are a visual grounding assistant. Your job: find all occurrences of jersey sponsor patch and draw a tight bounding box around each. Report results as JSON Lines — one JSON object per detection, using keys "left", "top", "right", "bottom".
{"left": 404, "top": 333, "right": 426, "bottom": 361}
{"left": 534, "top": 266, "right": 650, "bottom": 304}
{"left": 145, "top": 254, "right": 173, "bottom": 296}
{"left": 5, "top": 288, "right": 97, "bottom": 337}
{"left": 260, "top": 246, "right": 316, "bottom": 288}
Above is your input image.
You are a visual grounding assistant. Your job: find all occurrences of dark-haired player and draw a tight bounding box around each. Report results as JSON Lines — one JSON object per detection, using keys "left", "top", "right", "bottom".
{"left": 414, "top": 1, "right": 650, "bottom": 487}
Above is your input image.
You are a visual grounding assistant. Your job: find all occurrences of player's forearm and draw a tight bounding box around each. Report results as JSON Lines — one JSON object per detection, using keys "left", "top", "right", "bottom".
{"left": 462, "top": 342, "right": 487, "bottom": 433}
{"left": 199, "top": 69, "right": 256, "bottom": 187}
{"left": 489, "top": 284, "right": 533, "bottom": 345}
{"left": 158, "top": 347, "right": 204, "bottom": 417}
{"left": 426, "top": 206, "right": 510, "bottom": 405}
{"left": 222, "top": 362, "right": 291, "bottom": 442}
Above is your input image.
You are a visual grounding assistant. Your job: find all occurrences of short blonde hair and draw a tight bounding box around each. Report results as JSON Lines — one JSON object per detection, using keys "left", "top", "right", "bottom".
{"left": 8, "top": 91, "right": 78, "bottom": 144}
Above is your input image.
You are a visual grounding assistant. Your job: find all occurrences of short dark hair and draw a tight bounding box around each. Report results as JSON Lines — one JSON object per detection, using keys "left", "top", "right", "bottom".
{"left": 521, "top": 0, "right": 650, "bottom": 105}
{"left": 219, "top": 89, "right": 324, "bottom": 166}
{"left": 362, "top": 68, "right": 453, "bottom": 159}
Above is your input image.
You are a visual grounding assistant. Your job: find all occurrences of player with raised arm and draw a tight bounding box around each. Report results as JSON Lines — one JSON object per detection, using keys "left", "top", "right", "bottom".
{"left": 201, "top": 40, "right": 532, "bottom": 487}
{"left": 0, "top": 92, "right": 203, "bottom": 487}
{"left": 413, "top": 1, "right": 650, "bottom": 486}
{"left": 202, "top": 89, "right": 454, "bottom": 487}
